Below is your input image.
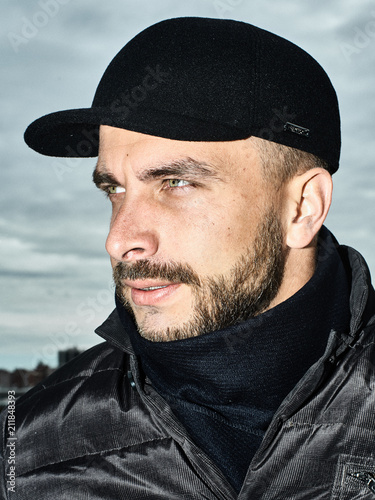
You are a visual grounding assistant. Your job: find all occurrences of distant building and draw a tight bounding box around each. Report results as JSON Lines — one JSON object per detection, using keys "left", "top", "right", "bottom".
{"left": 58, "top": 347, "right": 82, "bottom": 367}
{"left": 0, "top": 348, "right": 82, "bottom": 411}
{"left": 0, "top": 363, "right": 54, "bottom": 410}
{"left": 0, "top": 369, "right": 11, "bottom": 388}
{"left": 10, "top": 368, "right": 29, "bottom": 388}
{"left": 27, "top": 362, "right": 55, "bottom": 387}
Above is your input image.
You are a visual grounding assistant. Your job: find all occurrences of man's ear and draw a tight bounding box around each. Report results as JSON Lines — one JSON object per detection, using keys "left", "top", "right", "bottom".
{"left": 284, "top": 168, "right": 333, "bottom": 249}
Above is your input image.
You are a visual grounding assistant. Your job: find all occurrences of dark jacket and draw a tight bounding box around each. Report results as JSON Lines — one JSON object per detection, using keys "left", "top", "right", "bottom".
{"left": 1, "top": 244, "right": 375, "bottom": 499}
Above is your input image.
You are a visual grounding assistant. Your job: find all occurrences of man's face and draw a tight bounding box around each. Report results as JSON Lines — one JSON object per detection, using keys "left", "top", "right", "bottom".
{"left": 95, "top": 125, "right": 287, "bottom": 341}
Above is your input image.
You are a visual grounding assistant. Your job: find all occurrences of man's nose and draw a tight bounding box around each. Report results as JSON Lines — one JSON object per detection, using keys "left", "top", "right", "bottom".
{"left": 105, "top": 198, "right": 159, "bottom": 262}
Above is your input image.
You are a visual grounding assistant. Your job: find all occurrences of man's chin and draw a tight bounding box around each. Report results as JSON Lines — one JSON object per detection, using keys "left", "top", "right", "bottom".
{"left": 121, "top": 299, "right": 195, "bottom": 342}
{"left": 134, "top": 313, "right": 190, "bottom": 342}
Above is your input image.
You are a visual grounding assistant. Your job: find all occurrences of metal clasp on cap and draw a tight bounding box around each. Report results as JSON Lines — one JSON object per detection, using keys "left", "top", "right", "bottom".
{"left": 284, "top": 121, "right": 310, "bottom": 137}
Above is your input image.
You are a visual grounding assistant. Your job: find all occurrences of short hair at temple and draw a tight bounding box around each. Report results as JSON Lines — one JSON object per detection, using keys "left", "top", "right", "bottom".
{"left": 251, "top": 137, "right": 330, "bottom": 190}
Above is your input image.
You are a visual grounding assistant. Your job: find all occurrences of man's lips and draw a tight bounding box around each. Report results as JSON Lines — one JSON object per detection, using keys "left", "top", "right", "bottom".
{"left": 122, "top": 279, "right": 177, "bottom": 290}
{"left": 122, "top": 280, "right": 181, "bottom": 306}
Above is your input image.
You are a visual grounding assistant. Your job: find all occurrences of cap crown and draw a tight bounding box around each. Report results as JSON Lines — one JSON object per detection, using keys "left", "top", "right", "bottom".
{"left": 24, "top": 17, "right": 340, "bottom": 171}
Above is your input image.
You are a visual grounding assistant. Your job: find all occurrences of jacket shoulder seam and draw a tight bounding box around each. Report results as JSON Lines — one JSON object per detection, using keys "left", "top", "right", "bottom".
{"left": 17, "top": 365, "right": 126, "bottom": 406}
{"left": 16, "top": 436, "right": 173, "bottom": 477}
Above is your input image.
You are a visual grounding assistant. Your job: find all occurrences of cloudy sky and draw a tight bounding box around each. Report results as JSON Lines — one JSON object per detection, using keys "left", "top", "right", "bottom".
{"left": 1, "top": 0, "right": 374, "bottom": 371}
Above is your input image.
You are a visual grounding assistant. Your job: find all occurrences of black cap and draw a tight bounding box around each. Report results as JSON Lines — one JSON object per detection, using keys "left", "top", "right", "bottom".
{"left": 24, "top": 17, "right": 341, "bottom": 173}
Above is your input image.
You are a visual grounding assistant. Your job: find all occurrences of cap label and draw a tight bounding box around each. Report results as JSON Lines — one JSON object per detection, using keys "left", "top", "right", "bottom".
{"left": 284, "top": 122, "right": 310, "bottom": 137}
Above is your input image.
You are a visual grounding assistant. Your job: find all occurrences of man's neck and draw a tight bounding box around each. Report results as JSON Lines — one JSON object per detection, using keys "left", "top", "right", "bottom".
{"left": 268, "top": 244, "right": 317, "bottom": 311}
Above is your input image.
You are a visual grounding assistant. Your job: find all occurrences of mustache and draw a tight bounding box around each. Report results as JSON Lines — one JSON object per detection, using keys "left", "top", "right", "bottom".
{"left": 113, "top": 260, "right": 201, "bottom": 287}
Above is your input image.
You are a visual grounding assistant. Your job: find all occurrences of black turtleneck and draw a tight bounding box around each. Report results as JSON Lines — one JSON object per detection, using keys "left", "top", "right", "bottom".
{"left": 116, "top": 227, "right": 351, "bottom": 492}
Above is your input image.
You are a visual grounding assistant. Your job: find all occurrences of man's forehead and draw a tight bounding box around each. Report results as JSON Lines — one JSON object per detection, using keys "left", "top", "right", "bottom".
{"left": 96, "top": 125, "right": 259, "bottom": 178}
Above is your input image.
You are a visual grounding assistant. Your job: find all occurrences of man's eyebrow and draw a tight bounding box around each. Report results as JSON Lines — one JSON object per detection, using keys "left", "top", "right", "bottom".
{"left": 92, "top": 167, "right": 118, "bottom": 188}
{"left": 92, "top": 157, "right": 222, "bottom": 188}
{"left": 137, "top": 158, "right": 221, "bottom": 182}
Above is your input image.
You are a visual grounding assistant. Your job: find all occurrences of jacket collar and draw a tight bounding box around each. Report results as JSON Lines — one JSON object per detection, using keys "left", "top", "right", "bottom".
{"left": 339, "top": 243, "right": 375, "bottom": 336}
{"left": 96, "top": 307, "right": 135, "bottom": 355}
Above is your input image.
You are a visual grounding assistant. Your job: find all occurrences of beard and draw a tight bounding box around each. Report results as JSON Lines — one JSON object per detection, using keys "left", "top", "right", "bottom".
{"left": 114, "top": 208, "right": 287, "bottom": 341}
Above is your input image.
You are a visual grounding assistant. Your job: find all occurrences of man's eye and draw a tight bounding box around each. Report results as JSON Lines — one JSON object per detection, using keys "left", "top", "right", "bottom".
{"left": 107, "top": 186, "right": 125, "bottom": 194}
{"left": 167, "top": 179, "right": 190, "bottom": 188}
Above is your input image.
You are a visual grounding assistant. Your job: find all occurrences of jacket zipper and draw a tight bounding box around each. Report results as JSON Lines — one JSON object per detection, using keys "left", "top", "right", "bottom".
{"left": 349, "top": 471, "right": 375, "bottom": 493}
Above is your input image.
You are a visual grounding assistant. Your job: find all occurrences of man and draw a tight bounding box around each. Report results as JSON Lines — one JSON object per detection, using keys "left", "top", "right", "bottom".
{"left": 1, "top": 17, "right": 374, "bottom": 499}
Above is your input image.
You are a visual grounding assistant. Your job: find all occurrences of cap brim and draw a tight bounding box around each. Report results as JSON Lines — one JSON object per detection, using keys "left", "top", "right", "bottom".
{"left": 24, "top": 107, "right": 251, "bottom": 158}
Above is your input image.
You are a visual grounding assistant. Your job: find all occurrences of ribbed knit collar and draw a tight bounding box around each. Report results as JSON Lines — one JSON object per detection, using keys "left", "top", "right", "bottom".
{"left": 115, "top": 226, "right": 351, "bottom": 491}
